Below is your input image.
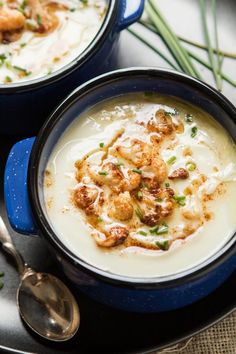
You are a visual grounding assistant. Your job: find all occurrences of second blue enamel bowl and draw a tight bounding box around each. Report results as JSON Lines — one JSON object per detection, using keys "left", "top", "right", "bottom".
{"left": 0, "top": 0, "right": 144, "bottom": 135}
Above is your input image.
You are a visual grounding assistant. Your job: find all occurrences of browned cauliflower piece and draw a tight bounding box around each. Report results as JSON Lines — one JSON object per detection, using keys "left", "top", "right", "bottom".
{"left": 122, "top": 170, "right": 141, "bottom": 192}
{"left": 74, "top": 185, "right": 98, "bottom": 209}
{"left": 151, "top": 150, "right": 168, "bottom": 183}
{"left": 93, "top": 226, "right": 129, "bottom": 247}
{"left": 88, "top": 162, "right": 124, "bottom": 193}
{"left": 155, "top": 187, "right": 175, "bottom": 218}
{"left": 0, "top": 7, "right": 25, "bottom": 32}
{"left": 168, "top": 168, "right": 189, "bottom": 180}
{"left": 147, "top": 110, "right": 174, "bottom": 135}
{"left": 136, "top": 186, "right": 175, "bottom": 226}
{"left": 115, "top": 139, "right": 151, "bottom": 167}
{"left": 109, "top": 192, "right": 134, "bottom": 221}
{"left": 141, "top": 204, "right": 162, "bottom": 226}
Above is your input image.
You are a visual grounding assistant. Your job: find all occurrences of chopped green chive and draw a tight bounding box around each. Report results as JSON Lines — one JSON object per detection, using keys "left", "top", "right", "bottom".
{"left": 191, "top": 126, "right": 198, "bottom": 138}
{"left": 173, "top": 195, "right": 186, "bottom": 206}
{"left": 132, "top": 168, "right": 142, "bottom": 175}
{"left": 0, "top": 282, "right": 3, "bottom": 290}
{"left": 141, "top": 181, "right": 148, "bottom": 188}
{"left": 26, "top": 19, "right": 37, "bottom": 30}
{"left": 137, "top": 191, "right": 143, "bottom": 200}
{"left": 0, "top": 53, "right": 6, "bottom": 63}
{"left": 13, "top": 65, "right": 31, "bottom": 76}
{"left": 13, "top": 66, "right": 26, "bottom": 72}
{"left": 165, "top": 108, "right": 178, "bottom": 116}
{"left": 98, "top": 171, "right": 108, "bottom": 176}
{"left": 135, "top": 207, "right": 143, "bottom": 220}
{"left": 99, "top": 142, "right": 105, "bottom": 148}
{"left": 165, "top": 182, "right": 170, "bottom": 188}
{"left": 149, "top": 225, "right": 159, "bottom": 234}
{"left": 167, "top": 156, "right": 177, "bottom": 165}
{"left": 19, "top": 0, "right": 26, "bottom": 12}
{"left": 156, "top": 225, "right": 169, "bottom": 235}
{"left": 115, "top": 162, "right": 122, "bottom": 167}
{"left": 138, "top": 230, "right": 147, "bottom": 236}
{"left": 5, "top": 76, "right": 12, "bottom": 83}
{"left": 155, "top": 240, "right": 169, "bottom": 251}
{"left": 185, "top": 114, "right": 193, "bottom": 123}
{"left": 5, "top": 61, "right": 11, "bottom": 69}
{"left": 80, "top": 0, "right": 88, "bottom": 4}
{"left": 149, "top": 224, "right": 169, "bottom": 235}
{"left": 155, "top": 197, "right": 163, "bottom": 202}
{"left": 20, "top": 43, "right": 26, "bottom": 48}
{"left": 115, "top": 162, "right": 123, "bottom": 170}
{"left": 70, "top": 7, "right": 76, "bottom": 11}
{"left": 97, "top": 216, "right": 103, "bottom": 222}
{"left": 187, "top": 162, "right": 197, "bottom": 171}
{"left": 36, "top": 14, "right": 42, "bottom": 26}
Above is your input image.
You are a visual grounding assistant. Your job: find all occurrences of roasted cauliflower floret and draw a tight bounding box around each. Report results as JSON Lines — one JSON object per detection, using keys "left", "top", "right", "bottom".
{"left": 147, "top": 110, "right": 175, "bottom": 135}
{"left": 168, "top": 168, "right": 189, "bottom": 180}
{"left": 151, "top": 150, "right": 168, "bottom": 183}
{"left": 93, "top": 226, "right": 129, "bottom": 247}
{"left": 116, "top": 139, "right": 151, "bottom": 167}
{"left": 140, "top": 204, "right": 162, "bottom": 226}
{"left": 88, "top": 162, "right": 123, "bottom": 192}
{"left": 109, "top": 192, "right": 134, "bottom": 221}
{"left": 142, "top": 177, "right": 160, "bottom": 193}
{"left": 155, "top": 187, "right": 175, "bottom": 218}
{"left": 89, "top": 162, "right": 141, "bottom": 193}
{"left": 122, "top": 169, "right": 141, "bottom": 191}
{"left": 74, "top": 185, "right": 98, "bottom": 209}
{"left": 0, "top": 7, "right": 25, "bottom": 32}
{"left": 137, "top": 186, "right": 175, "bottom": 226}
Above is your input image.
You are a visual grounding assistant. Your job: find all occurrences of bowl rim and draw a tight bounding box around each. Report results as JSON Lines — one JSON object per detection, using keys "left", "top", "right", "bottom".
{"left": 28, "top": 67, "right": 236, "bottom": 288}
{"left": 0, "top": 0, "right": 117, "bottom": 93}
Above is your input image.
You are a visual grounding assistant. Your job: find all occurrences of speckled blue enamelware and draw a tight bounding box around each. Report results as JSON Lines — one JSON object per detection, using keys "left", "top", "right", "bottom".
{"left": 0, "top": 0, "right": 144, "bottom": 136}
{"left": 4, "top": 68, "right": 236, "bottom": 313}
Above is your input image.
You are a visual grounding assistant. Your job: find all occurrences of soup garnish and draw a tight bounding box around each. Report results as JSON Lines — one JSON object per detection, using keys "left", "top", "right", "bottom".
{"left": 44, "top": 94, "right": 236, "bottom": 277}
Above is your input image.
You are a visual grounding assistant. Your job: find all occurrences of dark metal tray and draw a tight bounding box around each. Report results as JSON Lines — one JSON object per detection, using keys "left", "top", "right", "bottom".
{"left": 0, "top": 0, "right": 235, "bottom": 352}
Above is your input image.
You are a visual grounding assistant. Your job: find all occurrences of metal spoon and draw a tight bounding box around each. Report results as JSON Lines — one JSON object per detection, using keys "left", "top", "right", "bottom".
{"left": 0, "top": 216, "right": 80, "bottom": 341}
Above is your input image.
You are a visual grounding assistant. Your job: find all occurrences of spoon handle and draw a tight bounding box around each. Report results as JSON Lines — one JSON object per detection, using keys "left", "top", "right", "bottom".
{"left": 0, "top": 216, "right": 27, "bottom": 276}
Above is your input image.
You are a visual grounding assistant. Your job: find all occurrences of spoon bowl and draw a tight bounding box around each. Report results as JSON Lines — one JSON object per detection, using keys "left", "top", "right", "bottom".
{"left": 0, "top": 216, "right": 80, "bottom": 341}
{"left": 17, "top": 271, "right": 80, "bottom": 341}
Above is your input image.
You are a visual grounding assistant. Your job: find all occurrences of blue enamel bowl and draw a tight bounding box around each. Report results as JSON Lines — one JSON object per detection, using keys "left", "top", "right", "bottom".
{"left": 4, "top": 68, "right": 236, "bottom": 313}
{"left": 0, "top": 0, "right": 144, "bottom": 136}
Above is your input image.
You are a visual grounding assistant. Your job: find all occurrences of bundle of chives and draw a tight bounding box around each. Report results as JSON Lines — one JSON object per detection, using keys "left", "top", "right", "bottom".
{"left": 139, "top": 19, "right": 236, "bottom": 60}
{"left": 128, "top": 0, "right": 236, "bottom": 89}
{"left": 200, "top": 0, "right": 222, "bottom": 90}
{"left": 128, "top": 24, "right": 236, "bottom": 88}
{"left": 146, "top": 0, "right": 202, "bottom": 79}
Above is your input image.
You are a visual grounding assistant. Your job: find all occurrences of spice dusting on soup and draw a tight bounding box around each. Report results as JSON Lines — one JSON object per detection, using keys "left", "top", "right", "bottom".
{"left": 44, "top": 94, "right": 236, "bottom": 277}
{"left": 0, "top": 0, "right": 106, "bottom": 83}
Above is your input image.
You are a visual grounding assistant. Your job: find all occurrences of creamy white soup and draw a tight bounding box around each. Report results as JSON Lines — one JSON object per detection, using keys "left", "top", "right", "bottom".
{"left": 0, "top": 0, "right": 106, "bottom": 83}
{"left": 44, "top": 94, "right": 236, "bottom": 278}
